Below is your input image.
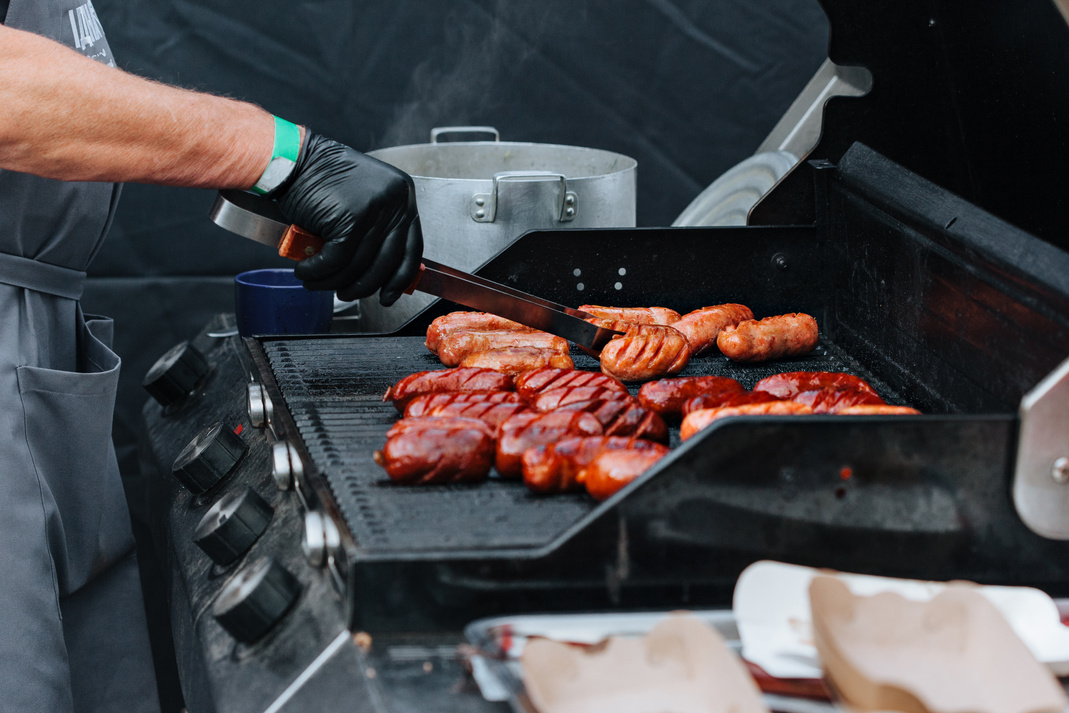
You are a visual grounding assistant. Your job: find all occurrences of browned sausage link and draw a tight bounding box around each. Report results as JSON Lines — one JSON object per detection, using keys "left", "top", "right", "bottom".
{"left": 407, "top": 399, "right": 532, "bottom": 432}
{"left": 637, "top": 375, "right": 746, "bottom": 419}
{"left": 521, "top": 436, "right": 667, "bottom": 494}
{"left": 680, "top": 401, "right": 814, "bottom": 441}
{"left": 836, "top": 405, "right": 922, "bottom": 415}
{"left": 557, "top": 399, "right": 669, "bottom": 444}
{"left": 672, "top": 303, "right": 754, "bottom": 354}
{"left": 425, "top": 311, "right": 532, "bottom": 354}
{"left": 403, "top": 391, "right": 522, "bottom": 418}
{"left": 715, "top": 313, "right": 819, "bottom": 363}
{"left": 514, "top": 367, "right": 628, "bottom": 402}
{"left": 599, "top": 324, "right": 692, "bottom": 382}
{"left": 494, "top": 411, "right": 604, "bottom": 478}
{"left": 682, "top": 390, "right": 782, "bottom": 416}
{"left": 437, "top": 331, "right": 570, "bottom": 368}
{"left": 793, "top": 388, "right": 886, "bottom": 413}
{"left": 384, "top": 367, "right": 515, "bottom": 411}
{"left": 458, "top": 347, "right": 575, "bottom": 375}
{"left": 752, "top": 371, "right": 879, "bottom": 399}
{"left": 578, "top": 305, "right": 682, "bottom": 326}
{"left": 532, "top": 385, "right": 635, "bottom": 411}
{"left": 583, "top": 449, "right": 669, "bottom": 501}
{"left": 373, "top": 416, "right": 495, "bottom": 484}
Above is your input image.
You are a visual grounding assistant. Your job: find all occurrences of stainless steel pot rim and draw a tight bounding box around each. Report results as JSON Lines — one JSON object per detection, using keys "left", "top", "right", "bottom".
{"left": 368, "top": 141, "right": 637, "bottom": 180}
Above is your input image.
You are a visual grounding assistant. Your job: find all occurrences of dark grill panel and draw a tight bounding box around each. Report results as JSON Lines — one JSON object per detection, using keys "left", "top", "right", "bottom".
{"left": 260, "top": 334, "right": 901, "bottom": 557}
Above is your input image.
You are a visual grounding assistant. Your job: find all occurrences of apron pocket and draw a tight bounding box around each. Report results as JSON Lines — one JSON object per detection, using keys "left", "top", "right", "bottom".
{"left": 17, "top": 312, "right": 130, "bottom": 596}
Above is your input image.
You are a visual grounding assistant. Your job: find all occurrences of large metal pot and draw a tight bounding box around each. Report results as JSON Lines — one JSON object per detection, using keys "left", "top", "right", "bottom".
{"left": 349, "top": 127, "right": 636, "bottom": 332}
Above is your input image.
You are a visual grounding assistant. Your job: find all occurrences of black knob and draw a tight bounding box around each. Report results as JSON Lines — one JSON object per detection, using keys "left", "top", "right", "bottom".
{"left": 194, "top": 487, "right": 273, "bottom": 565}
{"left": 213, "top": 557, "right": 301, "bottom": 644}
{"left": 143, "top": 341, "right": 210, "bottom": 407}
{"left": 171, "top": 422, "right": 247, "bottom": 495}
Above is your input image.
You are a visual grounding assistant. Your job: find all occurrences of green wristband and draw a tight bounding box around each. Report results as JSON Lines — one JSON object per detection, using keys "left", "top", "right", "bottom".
{"left": 252, "top": 116, "right": 302, "bottom": 195}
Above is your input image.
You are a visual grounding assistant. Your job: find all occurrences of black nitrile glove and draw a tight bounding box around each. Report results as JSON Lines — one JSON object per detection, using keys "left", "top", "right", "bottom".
{"left": 273, "top": 133, "right": 423, "bottom": 306}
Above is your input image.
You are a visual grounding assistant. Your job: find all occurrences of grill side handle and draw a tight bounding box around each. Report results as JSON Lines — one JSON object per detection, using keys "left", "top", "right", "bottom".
{"left": 1013, "top": 355, "right": 1069, "bottom": 539}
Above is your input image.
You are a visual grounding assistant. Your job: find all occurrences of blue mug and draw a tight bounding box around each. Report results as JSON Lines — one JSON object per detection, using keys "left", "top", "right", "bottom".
{"left": 234, "top": 269, "right": 333, "bottom": 337}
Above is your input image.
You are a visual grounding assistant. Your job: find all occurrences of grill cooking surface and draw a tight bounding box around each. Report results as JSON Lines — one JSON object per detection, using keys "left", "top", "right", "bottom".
{"left": 261, "top": 334, "right": 901, "bottom": 556}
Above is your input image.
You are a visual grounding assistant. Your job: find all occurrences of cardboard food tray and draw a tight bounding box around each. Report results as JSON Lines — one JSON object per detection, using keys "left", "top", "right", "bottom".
{"left": 462, "top": 610, "right": 838, "bottom": 713}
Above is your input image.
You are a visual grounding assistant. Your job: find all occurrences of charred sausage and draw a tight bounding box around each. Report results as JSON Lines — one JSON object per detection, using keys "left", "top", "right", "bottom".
{"left": 532, "top": 385, "right": 634, "bottom": 412}
{"left": 836, "top": 405, "right": 922, "bottom": 415}
{"left": 716, "top": 313, "right": 819, "bottom": 363}
{"left": 680, "top": 401, "right": 814, "bottom": 441}
{"left": 752, "top": 371, "right": 878, "bottom": 399}
{"left": 425, "top": 311, "right": 532, "bottom": 354}
{"left": 403, "top": 391, "right": 522, "bottom": 418}
{"left": 384, "top": 367, "right": 514, "bottom": 411}
{"left": 557, "top": 398, "right": 670, "bottom": 444}
{"left": 522, "top": 436, "right": 668, "bottom": 494}
{"left": 793, "top": 388, "right": 886, "bottom": 413}
{"left": 637, "top": 375, "right": 745, "bottom": 419}
{"left": 672, "top": 303, "right": 754, "bottom": 354}
{"left": 404, "top": 395, "right": 531, "bottom": 431}
{"left": 437, "top": 331, "right": 570, "bottom": 368}
{"left": 599, "top": 323, "right": 692, "bottom": 382}
{"left": 494, "top": 410, "right": 604, "bottom": 478}
{"left": 514, "top": 367, "right": 629, "bottom": 402}
{"left": 578, "top": 305, "right": 682, "bottom": 326}
{"left": 373, "top": 416, "right": 495, "bottom": 484}
{"left": 583, "top": 449, "right": 668, "bottom": 501}
{"left": 459, "top": 347, "right": 575, "bottom": 375}
{"left": 682, "top": 390, "right": 782, "bottom": 416}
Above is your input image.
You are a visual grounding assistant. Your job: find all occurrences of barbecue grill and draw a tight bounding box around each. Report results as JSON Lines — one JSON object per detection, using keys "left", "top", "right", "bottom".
{"left": 138, "top": 2, "right": 1069, "bottom": 710}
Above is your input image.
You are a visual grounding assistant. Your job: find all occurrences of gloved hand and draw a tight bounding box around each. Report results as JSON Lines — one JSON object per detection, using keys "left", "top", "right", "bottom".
{"left": 273, "top": 132, "right": 423, "bottom": 306}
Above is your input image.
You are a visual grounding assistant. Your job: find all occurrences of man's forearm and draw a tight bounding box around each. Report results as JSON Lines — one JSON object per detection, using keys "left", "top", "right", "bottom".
{"left": 0, "top": 23, "right": 278, "bottom": 188}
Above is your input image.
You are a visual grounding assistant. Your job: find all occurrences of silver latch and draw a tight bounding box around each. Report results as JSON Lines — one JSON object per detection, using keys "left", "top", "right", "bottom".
{"left": 471, "top": 171, "right": 578, "bottom": 224}
{"left": 1013, "top": 355, "right": 1069, "bottom": 539}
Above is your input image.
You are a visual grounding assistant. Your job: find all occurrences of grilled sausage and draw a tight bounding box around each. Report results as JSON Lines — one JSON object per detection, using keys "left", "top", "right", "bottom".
{"left": 384, "top": 367, "right": 515, "bottom": 411}
{"left": 716, "top": 313, "right": 819, "bottom": 363}
{"left": 583, "top": 449, "right": 668, "bottom": 501}
{"left": 637, "top": 375, "right": 746, "bottom": 419}
{"left": 680, "top": 401, "right": 814, "bottom": 441}
{"left": 404, "top": 395, "right": 531, "bottom": 431}
{"left": 836, "top": 405, "right": 922, "bottom": 415}
{"left": 793, "top": 388, "right": 886, "bottom": 413}
{"left": 459, "top": 347, "right": 574, "bottom": 375}
{"left": 532, "top": 385, "right": 634, "bottom": 412}
{"left": 578, "top": 305, "right": 682, "bottom": 326}
{"left": 514, "top": 366, "right": 629, "bottom": 402}
{"left": 404, "top": 391, "right": 523, "bottom": 418}
{"left": 522, "top": 436, "right": 668, "bottom": 494}
{"left": 599, "top": 323, "right": 692, "bottom": 382}
{"left": 425, "top": 311, "right": 532, "bottom": 354}
{"left": 437, "top": 331, "right": 570, "bottom": 368}
{"left": 753, "top": 371, "right": 879, "bottom": 399}
{"left": 557, "top": 398, "right": 670, "bottom": 444}
{"left": 374, "top": 417, "right": 495, "bottom": 484}
{"left": 682, "top": 390, "right": 782, "bottom": 416}
{"left": 495, "top": 410, "right": 604, "bottom": 478}
{"left": 672, "top": 303, "right": 754, "bottom": 354}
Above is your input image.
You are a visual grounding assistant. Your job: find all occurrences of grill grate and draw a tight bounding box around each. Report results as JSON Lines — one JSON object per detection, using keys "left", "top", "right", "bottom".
{"left": 261, "top": 334, "right": 901, "bottom": 556}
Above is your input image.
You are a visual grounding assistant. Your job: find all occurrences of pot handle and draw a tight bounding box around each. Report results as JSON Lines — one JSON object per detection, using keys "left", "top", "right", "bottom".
{"left": 470, "top": 171, "right": 578, "bottom": 224}
{"left": 430, "top": 126, "right": 500, "bottom": 143}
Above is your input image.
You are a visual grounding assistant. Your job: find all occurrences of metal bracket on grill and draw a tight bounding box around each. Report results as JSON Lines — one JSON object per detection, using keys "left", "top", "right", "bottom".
{"left": 1013, "top": 355, "right": 1069, "bottom": 539}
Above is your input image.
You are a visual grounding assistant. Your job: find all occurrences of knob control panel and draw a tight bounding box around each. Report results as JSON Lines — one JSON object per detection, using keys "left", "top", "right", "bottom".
{"left": 143, "top": 341, "right": 210, "bottom": 408}
{"left": 194, "top": 487, "right": 273, "bottom": 565}
{"left": 172, "top": 422, "right": 248, "bottom": 495}
{"left": 212, "top": 557, "right": 302, "bottom": 644}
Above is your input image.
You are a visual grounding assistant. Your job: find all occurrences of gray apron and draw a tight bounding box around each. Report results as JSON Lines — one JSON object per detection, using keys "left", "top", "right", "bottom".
{"left": 0, "top": 2, "right": 159, "bottom": 711}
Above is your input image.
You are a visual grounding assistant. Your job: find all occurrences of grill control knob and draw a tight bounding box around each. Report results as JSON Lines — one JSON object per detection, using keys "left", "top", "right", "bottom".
{"left": 193, "top": 487, "right": 273, "bottom": 565}
{"left": 247, "top": 383, "right": 273, "bottom": 429}
{"left": 143, "top": 341, "right": 210, "bottom": 408}
{"left": 172, "top": 422, "right": 248, "bottom": 495}
{"left": 302, "top": 510, "right": 341, "bottom": 568}
{"left": 212, "top": 556, "right": 301, "bottom": 644}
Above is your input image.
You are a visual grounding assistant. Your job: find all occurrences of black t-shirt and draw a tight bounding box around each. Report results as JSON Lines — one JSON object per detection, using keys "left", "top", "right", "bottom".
{"left": 0, "top": 1, "right": 9, "bottom": 23}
